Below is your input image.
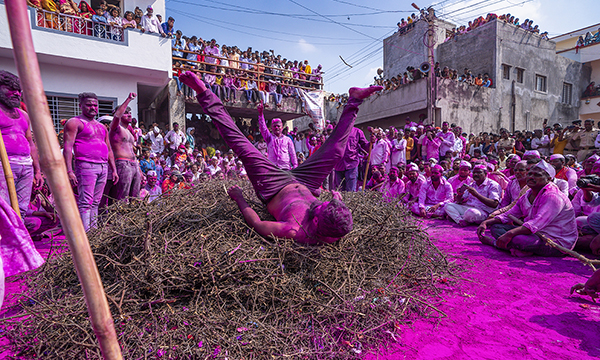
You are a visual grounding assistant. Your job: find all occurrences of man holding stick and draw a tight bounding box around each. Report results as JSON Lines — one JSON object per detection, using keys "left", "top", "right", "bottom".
{"left": 179, "top": 71, "right": 381, "bottom": 244}
{"left": 63, "top": 92, "right": 118, "bottom": 230}
{"left": 0, "top": 71, "right": 43, "bottom": 217}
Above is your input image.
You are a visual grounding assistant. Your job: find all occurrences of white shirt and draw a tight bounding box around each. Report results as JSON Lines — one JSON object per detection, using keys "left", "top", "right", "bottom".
{"left": 531, "top": 136, "right": 550, "bottom": 157}
{"left": 370, "top": 139, "right": 390, "bottom": 166}
{"left": 165, "top": 129, "right": 186, "bottom": 150}
{"left": 144, "top": 131, "right": 164, "bottom": 155}
{"left": 391, "top": 138, "right": 407, "bottom": 166}
{"left": 141, "top": 14, "right": 164, "bottom": 34}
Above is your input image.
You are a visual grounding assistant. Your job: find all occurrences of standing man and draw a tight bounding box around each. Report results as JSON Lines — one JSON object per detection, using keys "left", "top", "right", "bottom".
{"left": 165, "top": 122, "right": 186, "bottom": 157}
{"left": 571, "top": 119, "right": 597, "bottom": 162}
{"left": 257, "top": 103, "right": 297, "bottom": 170}
{"left": 0, "top": 71, "right": 43, "bottom": 216}
{"left": 334, "top": 126, "right": 368, "bottom": 192}
{"left": 108, "top": 93, "right": 141, "bottom": 201}
{"left": 63, "top": 92, "right": 118, "bottom": 230}
{"left": 436, "top": 121, "right": 455, "bottom": 159}
{"left": 531, "top": 129, "right": 550, "bottom": 158}
{"left": 161, "top": 16, "right": 175, "bottom": 37}
{"left": 140, "top": 6, "right": 166, "bottom": 36}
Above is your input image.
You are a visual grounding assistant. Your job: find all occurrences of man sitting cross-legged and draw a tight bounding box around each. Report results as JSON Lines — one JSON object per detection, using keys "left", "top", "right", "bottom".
{"left": 179, "top": 71, "right": 381, "bottom": 244}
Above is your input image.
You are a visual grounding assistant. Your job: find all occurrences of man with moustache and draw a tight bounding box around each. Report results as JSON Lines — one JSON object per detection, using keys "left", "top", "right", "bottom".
{"left": 0, "top": 71, "right": 43, "bottom": 217}
{"left": 64, "top": 92, "right": 118, "bottom": 230}
{"left": 412, "top": 164, "right": 453, "bottom": 218}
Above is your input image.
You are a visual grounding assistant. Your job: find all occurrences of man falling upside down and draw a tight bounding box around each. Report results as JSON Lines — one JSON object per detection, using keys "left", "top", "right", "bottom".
{"left": 179, "top": 71, "right": 381, "bottom": 244}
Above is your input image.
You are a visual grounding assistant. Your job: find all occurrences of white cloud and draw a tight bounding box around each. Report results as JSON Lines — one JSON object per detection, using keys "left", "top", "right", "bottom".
{"left": 298, "top": 39, "right": 317, "bottom": 53}
{"left": 364, "top": 66, "right": 380, "bottom": 84}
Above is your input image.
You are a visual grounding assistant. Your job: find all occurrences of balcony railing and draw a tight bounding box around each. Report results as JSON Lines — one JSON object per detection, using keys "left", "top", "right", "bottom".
{"left": 34, "top": 8, "right": 124, "bottom": 42}
{"left": 173, "top": 48, "right": 324, "bottom": 91}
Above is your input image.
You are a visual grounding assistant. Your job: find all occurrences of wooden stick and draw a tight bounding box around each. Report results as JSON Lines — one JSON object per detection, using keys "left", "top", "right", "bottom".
{"left": 507, "top": 214, "right": 600, "bottom": 271}
{"left": 362, "top": 142, "right": 373, "bottom": 191}
{"left": 4, "top": 2, "right": 123, "bottom": 359}
{"left": 0, "top": 131, "right": 20, "bottom": 218}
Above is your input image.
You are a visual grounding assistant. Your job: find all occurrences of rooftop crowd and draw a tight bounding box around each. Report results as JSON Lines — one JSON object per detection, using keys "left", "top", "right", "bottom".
{"left": 372, "top": 64, "right": 493, "bottom": 92}
{"left": 444, "top": 12, "right": 549, "bottom": 42}
{"left": 576, "top": 28, "right": 600, "bottom": 49}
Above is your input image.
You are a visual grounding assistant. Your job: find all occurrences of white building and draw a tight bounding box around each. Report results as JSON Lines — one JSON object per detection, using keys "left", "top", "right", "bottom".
{"left": 553, "top": 23, "right": 600, "bottom": 121}
{"left": 0, "top": 0, "right": 172, "bottom": 131}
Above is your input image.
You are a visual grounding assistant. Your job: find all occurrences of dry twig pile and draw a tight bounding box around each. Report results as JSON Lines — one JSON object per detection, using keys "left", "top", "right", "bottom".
{"left": 3, "top": 181, "right": 450, "bottom": 359}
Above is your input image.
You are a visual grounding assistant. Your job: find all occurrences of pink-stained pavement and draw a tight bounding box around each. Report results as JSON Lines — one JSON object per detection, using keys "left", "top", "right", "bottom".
{"left": 368, "top": 219, "right": 600, "bottom": 360}
{"left": 2, "top": 220, "right": 600, "bottom": 359}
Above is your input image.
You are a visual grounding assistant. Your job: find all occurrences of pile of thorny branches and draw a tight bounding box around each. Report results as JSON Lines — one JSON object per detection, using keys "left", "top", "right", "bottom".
{"left": 2, "top": 181, "right": 452, "bottom": 359}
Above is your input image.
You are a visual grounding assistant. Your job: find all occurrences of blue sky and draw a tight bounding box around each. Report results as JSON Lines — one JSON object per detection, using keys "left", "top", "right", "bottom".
{"left": 164, "top": 0, "right": 599, "bottom": 94}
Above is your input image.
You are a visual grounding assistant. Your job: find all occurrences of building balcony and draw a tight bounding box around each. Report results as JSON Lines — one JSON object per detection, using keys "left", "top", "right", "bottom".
{"left": 0, "top": 3, "right": 172, "bottom": 81}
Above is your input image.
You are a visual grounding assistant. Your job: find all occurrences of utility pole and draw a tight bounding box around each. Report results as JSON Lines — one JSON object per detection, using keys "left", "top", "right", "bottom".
{"left": 413, "top": 3, "right": 436, "bottom": 127}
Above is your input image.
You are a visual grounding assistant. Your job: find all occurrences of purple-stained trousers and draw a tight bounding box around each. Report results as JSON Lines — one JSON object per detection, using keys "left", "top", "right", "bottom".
{"left": 74, "top": 160, "right": 107, "bottom": 230}
{"left": 196, "top": 89, "right": 362, "bottom": 203}
{"left": 0, "top": 163, "right": 34, "bottom": 217}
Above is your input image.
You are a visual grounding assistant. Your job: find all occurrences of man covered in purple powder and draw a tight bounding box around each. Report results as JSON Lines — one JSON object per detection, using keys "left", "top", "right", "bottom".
{"left": 257, "top": 103, "right": 297, "bottom": 170}
{"left": 108, "top": 92, "right": 141, "bottom": 201}
{"left": 0, "top": 71, "right": 43, "bottom": 217}
{"left": 179, "top": 71, "right": 381, "bottom": 245}
{"left": 63, "top": 92, "right": 118, "bottom": 230}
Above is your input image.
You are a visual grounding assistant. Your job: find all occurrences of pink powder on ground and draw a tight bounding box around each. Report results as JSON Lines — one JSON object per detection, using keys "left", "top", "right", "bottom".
{"left": 367, "top": 219, "right": 600, "bottom": 359}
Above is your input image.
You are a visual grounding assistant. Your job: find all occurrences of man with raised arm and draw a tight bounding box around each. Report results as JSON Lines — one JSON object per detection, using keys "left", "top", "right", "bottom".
{"left": 108, "top": 93, "right": 141, "bottom": 201}
{"left": 179, "top": 71, "right": 381, "bottom": 244}
{"left": 63, "top": 92, "right": 118, "bottom": 230}
{"left": 257, "top": 103, "right": 297, "bottom": 170}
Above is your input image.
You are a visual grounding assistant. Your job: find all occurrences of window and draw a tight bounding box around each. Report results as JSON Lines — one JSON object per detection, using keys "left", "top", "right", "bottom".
{"left": 535, "top": 74, "right": 547, "bottom": 92}
{"left": 502, "top": 64, "right": 511, "bottom": 80}
{"left": 562, "top": 83, "right": 572, "bottom": 104}
{"left": 47, "top": 94, "right": 115, "bottom": 132}
{"left": 516, "top": 68, "right": 524, "bottom": 83}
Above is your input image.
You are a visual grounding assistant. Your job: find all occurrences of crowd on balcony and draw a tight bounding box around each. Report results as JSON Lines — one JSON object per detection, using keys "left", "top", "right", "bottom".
{"left": 171, "top": 32, "right": 323, "bottom": 105}
{"left": 396, "top": 7, "right": 436, "bottom": 36}
{"left": 444, "top": 13, "right": 549, "bottom": 42}
{"left": 576, "top": 29, "right": 600, "bottom": 49}
{"left": 372, "top": 64, "right": 492, "bottom": 92}
{"left": 582, "top": 82, "right": 600, "bottom": 98}
{"left": 27, "top": 0, "right": 174, "bottom": 41}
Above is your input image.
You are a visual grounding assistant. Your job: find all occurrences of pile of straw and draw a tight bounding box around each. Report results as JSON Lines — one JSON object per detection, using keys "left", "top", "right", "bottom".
{"left": 3, "top": 181, "right": 450, "bottom": 359}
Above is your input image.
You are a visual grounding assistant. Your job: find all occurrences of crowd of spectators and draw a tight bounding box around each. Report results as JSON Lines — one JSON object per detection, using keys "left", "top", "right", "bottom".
{"left": 28, "top": 0, "right": 174, "bottom": 41}
{"left": 577, "top": 28, "right": 600, "bottom": 49}
{"left": 171, "top": 33, "right": 323, "bottom": 105}
{"left": 582, "top": 82, "right": 600, "bottom": 98}
{"left": 372, "top": 64, "right": 492, "bottom": 92}
{"left": 396, "top": 7, "right": 436, "bottom": 35}
{"left": 444, "top": 13, "right": 549, "bottom": 42}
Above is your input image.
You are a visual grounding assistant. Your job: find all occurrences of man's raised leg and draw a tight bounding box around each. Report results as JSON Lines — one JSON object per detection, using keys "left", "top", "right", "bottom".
{"left": 180, "top": 71, "right": 294, "bottom": 203}
{"left": 292, "top": 86, "right": 381, "bottom": 191}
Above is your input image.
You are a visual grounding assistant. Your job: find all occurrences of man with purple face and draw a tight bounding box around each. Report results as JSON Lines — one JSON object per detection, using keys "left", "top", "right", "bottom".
{"left": 549, "top": 154, "right": 577, "bottom": 195}
{"left": 478, "top": 160, "right": 577, "bottom": 257}
{"left": 334, "top": 126, "right": 368, "bottom": 192}
{"left": 379, "top": 166, "right": 405, "bottom": 201}
{"left": 413, "top": 164, "right": 453, "bottom": 218}
{"left": 257, "top": 103, "right": 297, "bottom": 170}
{"left": 445, "top": 165, "right": 501, "bottom": 227}
{"left": 108, "top": 93, "right": 141, "bottom": 201}
{"left": 447, "top": 161, "right": 473, "bottom": 196}
{"left": 0, "top": 71, "right": 42, "bottom": 217}
{"left": 436, "top": 121, "right": 455, "bottom": 159}
{"left": 144, "top": 170, "right": 162, "bottom": 202}
{"left": 64, "top": 92, "right": 118, "bottom": 230}
{"left": 403, "top": 163, "right": 426, "bottom": 207}
{"left": 179, "top": 71, "right": 381, "bottom": 244}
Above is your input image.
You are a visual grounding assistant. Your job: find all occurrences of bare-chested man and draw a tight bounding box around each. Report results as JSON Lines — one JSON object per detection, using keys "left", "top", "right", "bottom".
{"left": 179, "top": 71, "right": 381, "bottom": 244}
{"left": 108, "top": 93, "right": 141, "bottom": 201}
{"left": 63, "top": 92, "right": 118, "bottom": 230}
{"left": 0, "top": 71, "right": 42, "bottom": 217}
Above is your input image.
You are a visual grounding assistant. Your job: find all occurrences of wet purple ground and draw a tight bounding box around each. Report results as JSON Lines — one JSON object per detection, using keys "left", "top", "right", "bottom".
{"left": 2, "top": 220, "right": 600, "bottom": 359}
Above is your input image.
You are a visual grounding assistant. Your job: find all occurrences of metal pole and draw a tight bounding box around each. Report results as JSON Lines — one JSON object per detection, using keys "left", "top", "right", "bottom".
{"left": 4, "top": 2, "right": 123, "bottom": 359}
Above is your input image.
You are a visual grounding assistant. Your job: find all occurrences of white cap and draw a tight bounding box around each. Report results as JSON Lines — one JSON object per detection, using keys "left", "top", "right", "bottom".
{"left": 534, "top": 159, "right": 556, "bottom": 178}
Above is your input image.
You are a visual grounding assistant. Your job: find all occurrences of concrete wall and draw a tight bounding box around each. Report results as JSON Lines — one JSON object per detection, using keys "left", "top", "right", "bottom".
{"left": 494, "top": 21, "right": 589, "bottom": 130}
{"left": 383, "top": 19, "right": 454, "bottom": 80}
{"left": 436, "top": 21, "right": 497, "bottom": 84}
{"left": 354, "top": 79, "right": 427, "bottom": 125}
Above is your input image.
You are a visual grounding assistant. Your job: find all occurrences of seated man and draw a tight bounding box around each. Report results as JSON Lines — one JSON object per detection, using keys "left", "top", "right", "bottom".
{"left": 549, "top": 154, "right": 577, "bottom": 195}
{"left": 412, "top": 165, "right": 453, "bottom": 218}
{"left": 179, "top": 71, "right": 381, "bottom": 244}
{"left": 403, "top": 163, "right": 426, "bottom": 207}
{"left": 572, "top": 159, "right": 600, "bottom": 253}
{"left": 445, "top": 165, "right": 501, "bottom": 226}
{"left": 379, "top": 166, "right": 405, "bottom": 202}
{"left": 477, "top": 160, "right": 577, "bottom": 257}
{"left": 447, "top": 161, "right": 472, "bottom": 196}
